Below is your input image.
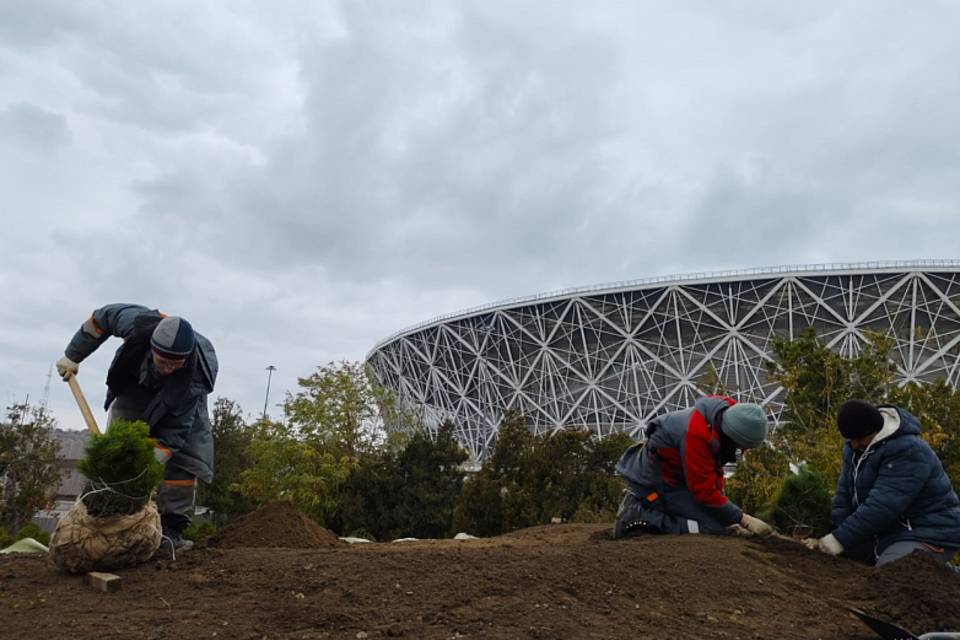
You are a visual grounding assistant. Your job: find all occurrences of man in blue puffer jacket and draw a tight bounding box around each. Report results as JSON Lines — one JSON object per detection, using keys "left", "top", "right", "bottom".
{"left": 813, "top": 399, "right": 960, "bottom": 566}
{"left": 56, "top": 303, "right": 218, "bottom": 552}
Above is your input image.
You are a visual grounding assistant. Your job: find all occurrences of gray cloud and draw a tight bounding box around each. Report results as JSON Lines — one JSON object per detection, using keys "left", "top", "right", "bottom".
{"left": 0, "top": 102, "right": 70, "bottom": 148}
{"left": 2, "top": 1, "right": 960, "bottom": 428}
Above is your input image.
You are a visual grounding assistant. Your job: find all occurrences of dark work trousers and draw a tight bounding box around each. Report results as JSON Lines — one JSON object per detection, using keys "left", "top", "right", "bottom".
{"left": 615, "top": 482, "right": 731, "bottom": 537}
{"left": 106, "top": 393, "right": 196, "bottom": 535}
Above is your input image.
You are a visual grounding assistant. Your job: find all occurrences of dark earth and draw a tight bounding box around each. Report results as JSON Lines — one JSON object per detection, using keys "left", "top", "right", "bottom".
{"left": 2, "top": 501, "right": 959, "bottom": 639}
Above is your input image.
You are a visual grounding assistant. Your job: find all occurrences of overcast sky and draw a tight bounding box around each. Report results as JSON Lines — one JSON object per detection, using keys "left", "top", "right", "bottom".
{"left": 2, "top": 1, "right": 959, "bottom": 430}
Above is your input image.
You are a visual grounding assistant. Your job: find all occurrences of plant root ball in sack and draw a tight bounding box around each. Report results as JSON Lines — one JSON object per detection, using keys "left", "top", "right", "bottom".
{"left": 49, "top": 500, "right": 161, "bottom": 573}
{"left": 49, "top": 420, "right": 165, "bottom": 573}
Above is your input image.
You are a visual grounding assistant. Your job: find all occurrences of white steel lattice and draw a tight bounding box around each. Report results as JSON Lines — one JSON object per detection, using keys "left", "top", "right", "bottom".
{"left": 366, "top": 262, "right": 960, "bottom": 460}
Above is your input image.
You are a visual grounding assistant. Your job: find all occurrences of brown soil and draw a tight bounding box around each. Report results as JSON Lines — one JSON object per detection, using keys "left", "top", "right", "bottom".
{"left": 215, "top": 500, "right": 344, "bottom": 549}
{"left": 2, "top": 519, "right": 958, "bottom": 639}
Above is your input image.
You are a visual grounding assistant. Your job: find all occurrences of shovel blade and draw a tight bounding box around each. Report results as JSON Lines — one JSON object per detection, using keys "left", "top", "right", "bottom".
{"left": 849, "top": 607, "right": 918, "bottom": 640}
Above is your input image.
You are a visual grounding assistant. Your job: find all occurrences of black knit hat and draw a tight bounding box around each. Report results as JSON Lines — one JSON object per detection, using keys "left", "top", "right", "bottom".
{"left": 150, "top": 316, "right": 195, "bottom": 359}
{"left": 836, "top": 399, "right": 884, "bottom": 439}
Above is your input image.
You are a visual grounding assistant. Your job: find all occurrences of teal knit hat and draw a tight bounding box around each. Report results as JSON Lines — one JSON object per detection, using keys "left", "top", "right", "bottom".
{"left": 721, "top": 403, "right": 768, "bottom": 448}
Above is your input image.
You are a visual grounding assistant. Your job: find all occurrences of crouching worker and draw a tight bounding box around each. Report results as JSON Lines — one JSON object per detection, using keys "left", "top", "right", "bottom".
{"left": 56, "top": 304, "right": 218, "bottom": 552}
{"left": 811, "top": 399, "right": 960, "bottom": 566}
{"left": 613, "top": 397, "right": 774, "bottom": 538}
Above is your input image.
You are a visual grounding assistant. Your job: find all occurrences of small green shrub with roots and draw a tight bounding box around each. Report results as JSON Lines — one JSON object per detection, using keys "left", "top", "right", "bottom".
{"left": 762, "top": 464, "right": 833, "bottom": 538}
{"left": 76, "top": 420, "right": 165, "bottom": 517}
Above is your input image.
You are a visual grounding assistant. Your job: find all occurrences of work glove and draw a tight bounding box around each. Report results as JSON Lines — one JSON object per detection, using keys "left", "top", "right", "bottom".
{"left": 153, "top": 444, "right": 172, "bottom": 464}
{"left": 56, "top": 356, "right": 79, "bottom": 380}
{"left": 739, "top": 513, "right": 774, "bottom": 536}
{"left": 816, "top": 533, "right": 843, "bottom": 556}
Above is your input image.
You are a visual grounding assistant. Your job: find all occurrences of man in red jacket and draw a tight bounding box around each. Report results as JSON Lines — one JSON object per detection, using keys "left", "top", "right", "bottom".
{"left": 614, "top": 396, "right": 773, "bottom": 538}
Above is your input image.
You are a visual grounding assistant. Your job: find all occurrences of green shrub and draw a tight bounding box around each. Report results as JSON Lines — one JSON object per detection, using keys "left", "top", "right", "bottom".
{"left": 0, "top": 527, "right": 11, "bottom": 548}
{"left": 183, "top": 520, "right": 217, "bottom": 544}
{"left": 15, "top": 522, "right": 51, "bottom": 546}
{"left": 77, "top": 420, "right": 165, "bottom": 517}
{"left": 763, "top": 464, "right": 832, "bottom": 538}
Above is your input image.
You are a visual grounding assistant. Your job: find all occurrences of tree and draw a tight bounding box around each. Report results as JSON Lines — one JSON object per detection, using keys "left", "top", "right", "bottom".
{"left": 0, "top": 403, "right": 63, "bottom": 531}
{"left": 238, "top": 417, "right": 348, "bottom": 525}
{"left": 337, "top": 421, "right": 468, "bottom": 540}
{"left": 198, "top": 398, "right": 255, "bottom": 524}
{"left": 284, "top": 361, "right": 396, "bottom": 461}
{"left": 768, "top": 328, "right": 895, "bottom": 485}
{"left": 453, "top": 411, "right": 536, "bottom": 535}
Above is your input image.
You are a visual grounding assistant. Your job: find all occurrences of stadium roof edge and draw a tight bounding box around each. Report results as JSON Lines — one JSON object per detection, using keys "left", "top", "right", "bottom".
{"left": 366, "top": 259, "right": 960, "bottom": 358}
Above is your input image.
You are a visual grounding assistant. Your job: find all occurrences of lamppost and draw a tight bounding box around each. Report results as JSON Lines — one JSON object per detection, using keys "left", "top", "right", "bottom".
{"left": 262, "top": 365, "right": 277, "bottom": 421}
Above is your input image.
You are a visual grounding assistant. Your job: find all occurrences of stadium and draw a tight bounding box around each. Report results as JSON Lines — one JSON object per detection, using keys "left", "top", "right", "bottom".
{"left": 366, "top": 261, "right": 960, "bottom": 460}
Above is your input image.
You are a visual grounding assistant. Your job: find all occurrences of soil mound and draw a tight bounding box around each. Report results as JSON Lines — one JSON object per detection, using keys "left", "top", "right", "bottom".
{"left": 856, "top": 551, "right": 960, "bottom": 632}
{"left": 2, "top": 523, "right": 959, "bottom": 639}
{"left": 214, "top": 500, "right": 343, "bottom": 549}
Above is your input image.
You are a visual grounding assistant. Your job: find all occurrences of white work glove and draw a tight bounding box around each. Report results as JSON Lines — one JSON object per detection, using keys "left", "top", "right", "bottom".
{"left": 817, "top": 533, "right": 844, "bottom": 556}
{"left": 740, "top": 513, "right": 774, "bottom": 536}
{"left": 56, "top": 356, "right": 79, "bottom": 380}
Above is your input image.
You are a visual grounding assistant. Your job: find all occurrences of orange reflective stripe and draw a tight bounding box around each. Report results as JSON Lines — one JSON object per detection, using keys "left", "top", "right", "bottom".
{"left": 163, "top": 479, "right": 196, "bottom": 487}
{"left": 647, "top": 492, "right": 659, "bottom": 502}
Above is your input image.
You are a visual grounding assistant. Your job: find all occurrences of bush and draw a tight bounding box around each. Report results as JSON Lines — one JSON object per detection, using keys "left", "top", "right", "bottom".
{"left": 763, "top": 465, "right": 832, "bottom": 538}
{"left": 15, "top": 522, "right": 51, "bottom": 546}
{"left": 183, "top": 520, "right": 217, "bottom": 544}
{"left": 76, "top": 420, "right": 165, "bottom": 517}
{"left": 0, "top": 527, "right": 11, "bottom": 549}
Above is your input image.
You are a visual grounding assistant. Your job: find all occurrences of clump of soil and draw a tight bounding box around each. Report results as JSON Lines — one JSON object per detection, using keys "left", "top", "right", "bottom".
{"left": 854, "top": 551, "right": 960, "bottom": 632}
{"left": 214, "top": 499, "right": 343, "bottom": 549}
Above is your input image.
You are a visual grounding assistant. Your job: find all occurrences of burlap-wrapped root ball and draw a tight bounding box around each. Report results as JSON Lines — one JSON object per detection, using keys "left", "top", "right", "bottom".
{"left": 49, "top": 498, "right": 161, "bottom": 573}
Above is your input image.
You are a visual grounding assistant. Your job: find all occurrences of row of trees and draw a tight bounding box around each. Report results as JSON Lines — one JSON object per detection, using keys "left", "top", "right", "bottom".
{"left": 200, "top": 362, "right": 631, "bottom": 540}
{"left": 4, "top": 329, "right": 959, "bottom": 542}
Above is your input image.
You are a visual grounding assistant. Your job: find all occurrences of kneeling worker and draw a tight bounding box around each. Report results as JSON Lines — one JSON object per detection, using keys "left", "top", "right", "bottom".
{"left": 614, "top": 396, "right": 774, "bottom": 538}
{"left": 811, "top": 399, "right": 960, "bottom": 566}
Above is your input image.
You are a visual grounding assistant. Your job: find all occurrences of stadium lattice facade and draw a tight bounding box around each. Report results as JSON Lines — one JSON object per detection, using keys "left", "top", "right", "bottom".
{"left": 367, "top": 261, "right": 960, "bottom": 460}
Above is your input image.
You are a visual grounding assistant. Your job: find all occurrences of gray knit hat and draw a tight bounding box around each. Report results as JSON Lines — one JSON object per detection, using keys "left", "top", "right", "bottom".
{"left": 150, "top": 316, "right": 195, "bottom": 359}
{"left": 721, "top": 403, "right": 768, "bottom": 448}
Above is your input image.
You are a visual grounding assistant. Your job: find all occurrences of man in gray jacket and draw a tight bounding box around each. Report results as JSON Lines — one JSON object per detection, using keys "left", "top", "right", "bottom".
{"left": 614, "top": 396, "right": 774, "bottom": 538}
{"left": 57, "top": 303, "right": 218, "bottom": 551}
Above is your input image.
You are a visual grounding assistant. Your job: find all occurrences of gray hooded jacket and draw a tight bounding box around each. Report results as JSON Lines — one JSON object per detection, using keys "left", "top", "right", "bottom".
{"left": 65, "top": 303, "right": 218, "bottom": 482}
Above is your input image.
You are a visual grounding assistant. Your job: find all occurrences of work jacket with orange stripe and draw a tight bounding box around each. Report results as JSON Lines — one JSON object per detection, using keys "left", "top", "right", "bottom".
{"left": 616, "top": 396, "right": 743, "bottom": 526}
{"left": 64, "top": 303, "right": 218, "bottom": 483}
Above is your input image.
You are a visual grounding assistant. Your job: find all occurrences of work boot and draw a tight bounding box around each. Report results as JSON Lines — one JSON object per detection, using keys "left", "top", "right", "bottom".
{"left": 156, "top": 529, "right": 194, "bottom": 557}
{"left": 613, "top": 491, "right": 660, "bottom": 539}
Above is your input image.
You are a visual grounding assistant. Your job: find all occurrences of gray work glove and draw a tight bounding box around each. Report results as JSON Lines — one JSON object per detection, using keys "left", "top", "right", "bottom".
{"left": 739, "top": 513, "right": 774, "bottom": 536}
{"left": 56, "top": 356, "right": 79, "bottom": 380}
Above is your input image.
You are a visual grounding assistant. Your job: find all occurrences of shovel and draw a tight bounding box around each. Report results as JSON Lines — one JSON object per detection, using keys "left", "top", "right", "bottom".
{"left": 64, "top": 373, "right": 101, "bottom": 435}
{"left": 850, "top": 607, "right": 960, "bottom": 640}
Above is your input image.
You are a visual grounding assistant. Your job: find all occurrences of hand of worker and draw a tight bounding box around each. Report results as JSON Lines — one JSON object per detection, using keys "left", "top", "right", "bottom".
{"left": 816, "top": 533, "right": 843, "bottom": 556}
{"left": 56, "top": 356, "right": 79, "bottom": 380}
{"left": 740, "top": 513, "right": 774, "bottom": 536}
{"left": 802, "top": 537, "right": 819, "bottom": 550}
{"left": 153, "top": 444, "right": 172, "bottom": 464}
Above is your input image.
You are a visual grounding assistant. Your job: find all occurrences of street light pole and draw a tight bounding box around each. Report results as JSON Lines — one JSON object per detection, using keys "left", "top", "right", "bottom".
{"left": 262, "top": 365, "right": 277, "bottom": 421}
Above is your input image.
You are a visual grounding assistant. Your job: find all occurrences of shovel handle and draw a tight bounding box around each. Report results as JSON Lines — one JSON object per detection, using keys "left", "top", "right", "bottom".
{"left": 65, "top": 374, "right": 101, "bottom": 435}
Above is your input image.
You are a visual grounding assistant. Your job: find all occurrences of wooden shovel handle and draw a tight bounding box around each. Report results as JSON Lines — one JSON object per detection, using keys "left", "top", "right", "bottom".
{"left": 65, "top": 374, "right": 101, "bottom": 435}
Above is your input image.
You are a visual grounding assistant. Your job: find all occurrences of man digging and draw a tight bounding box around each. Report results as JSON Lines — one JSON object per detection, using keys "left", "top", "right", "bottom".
{"left": 57, "top": 303, "right": 218, "bottom": 552}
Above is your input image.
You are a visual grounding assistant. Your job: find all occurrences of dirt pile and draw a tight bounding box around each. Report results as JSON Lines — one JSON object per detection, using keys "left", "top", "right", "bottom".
{"left": 214, "top": 499, "right": 344, "bottom": 549}
{"left": 1, "top": 523, "right": 958, "bottom": 639}
{"left": 855, "top": 551, "right": 960, "bottom": 632}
